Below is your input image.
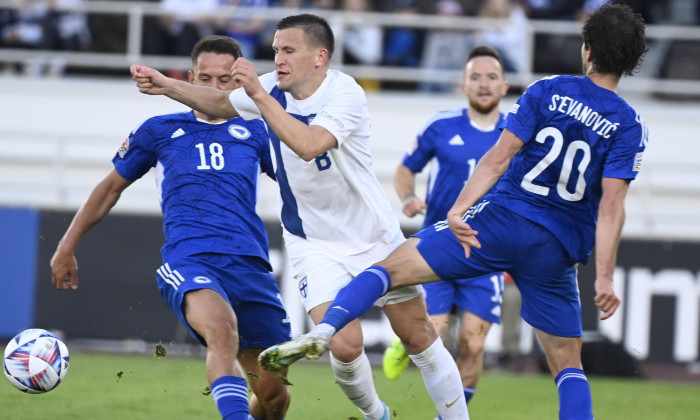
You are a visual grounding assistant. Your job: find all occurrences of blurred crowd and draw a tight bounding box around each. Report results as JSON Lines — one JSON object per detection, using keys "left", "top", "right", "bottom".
{"left": 1, "top": 0, "right": 699, "bottom": 87}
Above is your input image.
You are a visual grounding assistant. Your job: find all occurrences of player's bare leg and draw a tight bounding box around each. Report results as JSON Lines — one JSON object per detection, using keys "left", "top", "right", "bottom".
{"left": 238, "top": 348, "right": 290, "bottom": 420}
{"left": 456, "top": 311, "right": 491, "bottom": 402}
{"left": 536, "top": 329, "right": 592, "bottom": 419}
{"left": 185, "top": 289, "right": 250, "bottom": 419}
{"left": 185, "top": 289, "right": 243, "bottom": 381}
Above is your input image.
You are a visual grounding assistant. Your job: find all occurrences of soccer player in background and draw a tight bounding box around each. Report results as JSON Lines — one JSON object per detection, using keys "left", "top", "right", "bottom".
{"left": 383, "top": 45, "right": 510, "bottom": 410}
{"left": 262, "top": 4, "right": 649, "bottom": 419}
{"left": 50, "top": 35, "right": 291, "bottom": 420}
{"left": 131, "top": 13, "right": 468, "bottom": 420}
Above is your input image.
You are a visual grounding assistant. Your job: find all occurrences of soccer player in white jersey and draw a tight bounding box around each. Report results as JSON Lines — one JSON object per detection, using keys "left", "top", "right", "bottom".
{"left": 51, "top": 36, "right": 291, "bottom": 420}
{"left": 384, "top": 45, "right": 510, "bottom": 411}
{"left": 259, "top": 4, "right": 649, "bottom": 419}
{"left": 131, "top": 13, "right": 467, "bottom": 420}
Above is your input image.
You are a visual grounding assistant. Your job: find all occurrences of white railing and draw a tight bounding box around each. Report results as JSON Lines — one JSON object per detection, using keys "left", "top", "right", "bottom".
{"left": 1, "top": 1, "right": 700, "bottom": 95}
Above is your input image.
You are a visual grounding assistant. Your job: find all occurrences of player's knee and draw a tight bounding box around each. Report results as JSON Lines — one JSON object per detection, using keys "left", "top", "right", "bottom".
{"left": 459, "top": 334, "right": 486, "bottom": 358}
{"left": 328, "top": 342, "right": 363, "bottom": 362}
{"left": 199, "top": 317, "right": 239, "bottom": 350}
{"left": 399, "top": 325, "right": 438, "bottom": 355}
{"left": 256, "top": 381, "right": 291, "bottom": 411}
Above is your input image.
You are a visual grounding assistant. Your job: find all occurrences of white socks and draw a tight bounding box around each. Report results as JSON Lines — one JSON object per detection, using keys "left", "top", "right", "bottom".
{"left": 409, "top": 337, "right": 470, "bottom": 420}
{"left": 330, "top": 351, "right": 386, "bottom": 420}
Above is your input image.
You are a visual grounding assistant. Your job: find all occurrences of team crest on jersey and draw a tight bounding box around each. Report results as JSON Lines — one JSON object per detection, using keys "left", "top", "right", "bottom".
{"left": 228, "top": 124, "right": 251, "bottom": 139}
{"left": 633, "top": 152, "right": 644, "bottom": 172}
{"left": 117, "top": 138, "right": 129, "bottom": 158}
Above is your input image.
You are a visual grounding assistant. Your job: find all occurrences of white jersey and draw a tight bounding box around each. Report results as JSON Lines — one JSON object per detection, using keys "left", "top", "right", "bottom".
{"left": 229, "top": 69, "right": 402, "bottom": 256}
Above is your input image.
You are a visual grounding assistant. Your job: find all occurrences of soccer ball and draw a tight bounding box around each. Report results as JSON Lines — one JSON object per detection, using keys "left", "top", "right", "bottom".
{"left": 3, "top": 328, "right": 70, "bottom": 393}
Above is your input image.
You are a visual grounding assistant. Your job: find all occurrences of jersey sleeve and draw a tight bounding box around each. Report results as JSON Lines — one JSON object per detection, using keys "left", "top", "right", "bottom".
{"left": 502, "top": 77, "right": 549, "bottom": 144}
{"left": 402, "top": 123, "right": 436, "bottom": 173}
{"left": 309, "top": 81, "right": 366, "bottom": 147}
{"left": 603, "top": 111, "right": 648, "bottom": 181}
{"left": 112, "top": 118, "right": 158, "bottom": 180}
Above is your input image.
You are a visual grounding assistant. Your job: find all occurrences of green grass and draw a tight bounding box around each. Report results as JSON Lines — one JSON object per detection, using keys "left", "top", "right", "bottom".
{"left": 1, "top": 352, "right": 699, "bottom": 419}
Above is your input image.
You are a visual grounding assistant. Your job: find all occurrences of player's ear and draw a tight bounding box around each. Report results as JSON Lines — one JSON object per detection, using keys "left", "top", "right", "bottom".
{"left": 187, "top": 70, "right": 195, "bottom": 84}
{"left": 316, "top": 48, "right": 329, "bottom": 67}
{"left": 582, "top": 42, "right": 593, "bottom": 63}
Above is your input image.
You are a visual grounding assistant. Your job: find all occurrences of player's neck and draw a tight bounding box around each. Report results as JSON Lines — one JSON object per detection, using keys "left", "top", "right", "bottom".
{"left": 585, "top": 66, "right": 620, "bottom": 93}
{"left": 467, "top": 107, "right": 501, "bottom": 130}
{"left": 194, "top": 110, "right": 227, "bottom": 123}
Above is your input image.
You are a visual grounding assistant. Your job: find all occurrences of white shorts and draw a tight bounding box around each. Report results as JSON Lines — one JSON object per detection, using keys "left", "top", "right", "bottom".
{"left": 284, "top": 230, "right": 425, "bottom": 312}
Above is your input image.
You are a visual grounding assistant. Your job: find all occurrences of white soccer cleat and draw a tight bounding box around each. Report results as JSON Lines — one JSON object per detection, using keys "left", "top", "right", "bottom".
{"left": 258, "top": 327, "right": 332, "bottom": 372}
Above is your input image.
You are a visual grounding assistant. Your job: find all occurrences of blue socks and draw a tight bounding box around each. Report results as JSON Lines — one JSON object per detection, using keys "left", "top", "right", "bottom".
{"left": 212, "top": 375, "right": 249, "bottom": 420}
{"left": 321, "top": 266, "right": 391, "bottom": 331}
{"left": 464, "top": 387, "right": 476, "bottom": 404}
{"left": 555, "top": 368, "right": 593, "bottom": 420}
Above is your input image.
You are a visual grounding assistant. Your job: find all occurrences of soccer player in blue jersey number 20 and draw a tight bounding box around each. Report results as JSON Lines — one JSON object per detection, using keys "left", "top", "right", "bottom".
{"left": 264, "top": 4, "right": 649, "bottom": 420}
{"left": 50, "top": 36, "right": 291, "bottom": 420}
{"left": 384, "top": 45, "right": 510, "bottom": 408}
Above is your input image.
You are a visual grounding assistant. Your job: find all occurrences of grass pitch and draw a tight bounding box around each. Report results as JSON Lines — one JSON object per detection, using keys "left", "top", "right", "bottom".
{"left": 0, "top": 352, "right": 698, "bottom": 419}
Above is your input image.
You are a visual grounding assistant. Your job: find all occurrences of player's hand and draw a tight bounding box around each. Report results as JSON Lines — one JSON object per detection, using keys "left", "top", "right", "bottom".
{"left": 131, "top": 64, "right": 169, "bottom": 95}
{"left": 447, "top": 212, "right": 481, "bottom": 258}
{"left": 402, "top": 196, "right": 427, "bottom": 217}
{"left": 594, "top": 277, "right": 620, "bottom": 320}
{"left": 50, "top": 249, "right": 79, "bottom": 291}
{"left": 231, "top": 58, "right": 265, "bottom": 99}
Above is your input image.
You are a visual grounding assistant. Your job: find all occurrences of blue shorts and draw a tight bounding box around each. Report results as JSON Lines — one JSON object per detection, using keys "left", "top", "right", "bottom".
{"left": 423, "top": 272, "right": 504, "bottom": 324}
{"left": 157, "top": 254, "right": 291, "bottom": 348}
{"left": 413, "top": 201, "right": 582, "bottom": 337}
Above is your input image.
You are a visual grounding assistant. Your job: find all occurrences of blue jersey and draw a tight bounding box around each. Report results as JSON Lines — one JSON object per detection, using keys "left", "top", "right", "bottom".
{"left": 402, "top": 108, "right": 505, "bottom": 228}
{"left": 113, "top": 110, "right": 275, "bottom": 264}
{"left": 491, "top": 75, "right": 649, "bottom": 263}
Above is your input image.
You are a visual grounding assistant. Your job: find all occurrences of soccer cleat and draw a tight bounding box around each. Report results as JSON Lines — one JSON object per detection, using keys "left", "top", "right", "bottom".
{"left": 366, "top": 401, "right": 390, "bottom": 420}
{"left": 382, "top": 336, "right": 410, "bottom": 380}
{"left": 257, "top": 328, "right": 331, "bottom": 372}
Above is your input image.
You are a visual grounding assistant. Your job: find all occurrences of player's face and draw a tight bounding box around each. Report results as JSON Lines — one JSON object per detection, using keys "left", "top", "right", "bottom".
{"left": 272, "top": 27, "right": 325, "bottom": 98}
{"left": 462, "top": 56, "right": 508, "bottom": 114}
{"left": 189, "top": 52, "right": 239, "bottom": 91}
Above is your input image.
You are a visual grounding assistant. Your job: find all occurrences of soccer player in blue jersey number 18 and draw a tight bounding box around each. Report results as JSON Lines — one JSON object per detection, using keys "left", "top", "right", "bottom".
{"left": 50, "top": 36, "right": 291, "bottom": 420}
{"left": 384, "top": 44, "right": 510, "bottom": 409}
{"left": 264, "top": 4, "right": 650, "bottom": 420}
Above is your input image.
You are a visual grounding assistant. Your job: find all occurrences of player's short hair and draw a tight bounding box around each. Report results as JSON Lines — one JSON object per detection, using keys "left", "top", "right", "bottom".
{"left": 467, "top": 45, "right": 505, "bottom": 75}
{"left": 276, "top": 14, "right": 335, "bottom": 59}
{"left": 582, "top": 3, "right": 647, "bottom": 77}
{"left": 190, "top": 35, "right": 243, "bottom": 66}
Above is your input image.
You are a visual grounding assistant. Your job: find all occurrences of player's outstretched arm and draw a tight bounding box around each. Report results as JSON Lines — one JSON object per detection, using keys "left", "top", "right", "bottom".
{"left": 130, "top": 64, "right": 238, "bottom": 120}
{"left": 593, "top": 177, "right": 627, "bottom": 320}
{"left": 50, "top": 170, "right": 133, "bottom": 290}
